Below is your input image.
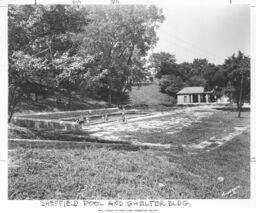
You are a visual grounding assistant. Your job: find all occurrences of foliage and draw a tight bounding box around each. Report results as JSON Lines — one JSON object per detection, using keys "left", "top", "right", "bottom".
{"left": 148, "top": 52, "right": 176, "bottom": 78}
{"left": 191, "top": 58, "right": 208, "bottom": 76}
{"left": 8, "top": 5, "right": 90, "bottom": 119}
{"left": 8, "top": 51, "right": 49, "bottom": 121}
{"left": 8, "top": 4, "right": 164, "bottom": 117}
{"left": 53, "top": 53, "right": 96, "bottom": 108}
{"left": 150, "top": 54, "right": 214, "bottom": 97}
{"left": 186, "top": 75, "right": 206, "bottom": 87}
{"left": 222, "top": 51, "right": 250, "bottom": 115}
{"left": 205, "top": 51, "right": 250, "bottom": 115}
{"left": 159, "top": 75, "right": 186, "bottom": 96}
{"left": 148, "top": 50, "right": 250, "bottom": 112}
{"left": 78, "top": 5, "right": 164, "bottom": 105}
{"left": 8, "top": 5, "right": 88, "bottom": 58}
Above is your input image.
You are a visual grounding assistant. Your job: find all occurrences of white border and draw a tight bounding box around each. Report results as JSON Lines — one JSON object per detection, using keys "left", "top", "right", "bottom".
{"left": 1, "top": 0, "right": 255, "bottom": 211}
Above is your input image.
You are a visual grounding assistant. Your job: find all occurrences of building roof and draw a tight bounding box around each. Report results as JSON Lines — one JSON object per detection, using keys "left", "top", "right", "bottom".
{"left": 177, "top": 86, "right": 211, "bottom": 95}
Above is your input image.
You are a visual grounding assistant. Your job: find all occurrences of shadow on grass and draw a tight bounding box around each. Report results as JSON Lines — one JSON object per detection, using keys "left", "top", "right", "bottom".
{"left": 213, "top": 107, "right": 250, "bottom": 112}
{"left": 9, "top": 140, "right": 143, "bottom": 152}
{"left": 9, "top": 125, "right": 149, "bottom": 151}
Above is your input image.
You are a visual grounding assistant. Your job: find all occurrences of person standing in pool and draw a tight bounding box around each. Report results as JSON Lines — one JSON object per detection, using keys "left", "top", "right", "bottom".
{"left": 105, "top": 113, "right": 108, "bottom": 122}
{"left": 86, "top": 117, "right": 90, "bottom": 124}
{"left": 78, "top": 116, "right": 84, "bottom": 126}
{"left": 121, "top": 107, "right": 126, "bottom": 123}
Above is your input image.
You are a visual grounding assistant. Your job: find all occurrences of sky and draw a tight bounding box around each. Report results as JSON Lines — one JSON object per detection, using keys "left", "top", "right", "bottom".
{"left": 151, "top": 4, "right": 250, "bottom": 65}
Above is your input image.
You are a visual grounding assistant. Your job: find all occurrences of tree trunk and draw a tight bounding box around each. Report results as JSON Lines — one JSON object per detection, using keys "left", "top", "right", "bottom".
{"left": 35, "top": 93, "right": 38, "bottom": 103}
{"left": 108, "top": 89, "right": 112, "bottom": 107}
{"left": 127, "top": 44, "right": 135, "bottom": 65}
{"left": 8, "top": 105, "right": 15, "bottom": 123}
{"left": 238, "top": 73, "right": 244, "bottom": 118}
{"left": 26, "top": 92, "right": 31, "bottom": 100}
{"left": 67, "top": 89, "right": 72, "bottom": 110}
{"left": 236, "top": 101, "right": 239, "bottom": 111}
{"left": 238, "top": 103, "right": 242, "bottom": 118}
{"left": 230, "top": 93, "right": 235, "bottom": 111}
{"left": 8, "top": 91, "right": 23, "bottom": 123}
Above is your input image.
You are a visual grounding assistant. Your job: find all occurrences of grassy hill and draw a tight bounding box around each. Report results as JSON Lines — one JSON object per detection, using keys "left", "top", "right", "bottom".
{"left": 129, "top": 81, "right": 172, "bottom": 106}
{"left": 13, "top": 92, "right": 108, "bottom": 116}
{"left": 13, "top": 81, "right": 172, "bottom": 116}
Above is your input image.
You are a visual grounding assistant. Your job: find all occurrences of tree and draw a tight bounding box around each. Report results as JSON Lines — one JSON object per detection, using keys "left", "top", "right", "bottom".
{"left": 186, "top": 75, "right": 206, "bottom": 87}
{"left": 222, "top": 51, "right": 250, "bottom": 117}
{"left": 148, "top": 53, "right": 215, "bottom": 97}
{"left": 204, "top": 64, "right": 222, "bottom": 89}
{"left": 53, "top": 53, "right": 95, "bottom": 109}
{"left": 186, "top": 58, "right": 210, "bottom": 87}
{"left": 176, "top": 62, "right": 193, "bottom": 81}
{"left": 148, "top": 52, "right": 176, "bottom": 78}
{"left": 78, "top": 5, "right": 164, "bottom": 105}
{"left": 8, "top": 5, "right": 165, "bottom": 115}
{"left": 8, "top": 51, "right": 48, "bottom": 122}
{"left": 159, "top": 75, "right": 186, "bottom": 97}
{"left": 8, "top": 5, "right": 90, "bottom": 119}
{"left": 191, "top": 58, "right": 208, "bottom": 76}
{"left": 9, "top": 5, "right": 88, "bottom": 58}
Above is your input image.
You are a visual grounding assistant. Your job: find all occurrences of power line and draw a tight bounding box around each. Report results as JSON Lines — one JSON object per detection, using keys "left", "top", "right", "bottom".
{"left": 161, "top": 36, "right": 223, "bottom": 64}
{"left": 160, "top": 29, "right": 224, "bottom": 63}
{"left": 157, "top": 33, "right": 223, "bottom": 64}
{"left": 158, "top": 31, "right": 223, "bottom": 63}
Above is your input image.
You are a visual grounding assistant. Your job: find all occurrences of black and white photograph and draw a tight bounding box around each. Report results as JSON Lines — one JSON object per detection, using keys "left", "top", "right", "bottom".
{"left": 2, "top": 0, "right": 254, "bottom": 206}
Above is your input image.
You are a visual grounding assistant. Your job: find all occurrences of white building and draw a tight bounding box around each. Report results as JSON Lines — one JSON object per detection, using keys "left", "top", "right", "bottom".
{"left": 176, "top": 87, "right": 213, "bottom": 105}
{"left": 216, "top": 95, "right": 230, "bottom": 104}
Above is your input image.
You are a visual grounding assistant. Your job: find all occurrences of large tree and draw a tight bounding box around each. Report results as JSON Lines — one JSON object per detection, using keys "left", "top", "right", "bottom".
{"left": 222, "top": 51, "right": 250, "bottom": 117}
{"left": 78, "top": 5, "right": 164, "bottom": 105}
{"left": 159, "top": 74, "right": 186, "bottom": 97}
{"left": 148, "top": 52, "right": 176, "bottom": 79}
{"left": 8, "top": 5, "right": 90, "bottom": 119}
{"left": 8, "top": 4, "right": 165, "bottom": 118}
{"left": 8, "top": 51, "right": 49, "bottom": 122}
{"left": 52, "top": 53, "right": 96, "bottom": 109}
{"left": 191, "top": 58, "right": 209, "bottom": 76}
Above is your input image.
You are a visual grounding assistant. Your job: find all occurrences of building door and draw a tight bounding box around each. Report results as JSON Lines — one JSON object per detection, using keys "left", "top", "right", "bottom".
{"left": 184, "top": 96, "right": 187, "bottom": 103}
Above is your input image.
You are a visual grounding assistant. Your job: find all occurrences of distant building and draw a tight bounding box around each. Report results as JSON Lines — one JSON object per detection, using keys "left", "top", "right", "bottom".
{"left": 216, "top": 95, "right": 230, "bottom": 104}
{"left": 176, "top": 86, "right": 213, "bottom": 105}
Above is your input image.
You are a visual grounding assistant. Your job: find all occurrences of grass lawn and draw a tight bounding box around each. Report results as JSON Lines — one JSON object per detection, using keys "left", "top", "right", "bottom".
{"left": 8, "top": 110, "right": 250, "bottom": 199}
{"left": 129, "top": 81, "right": 171, "bottom": 106}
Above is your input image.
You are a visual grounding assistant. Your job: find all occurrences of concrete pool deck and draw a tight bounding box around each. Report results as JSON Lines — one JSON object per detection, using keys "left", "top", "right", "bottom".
{"left": 9, "top": 105, "right": 249, "bottom": 152}
{"left": 81, "top": 105, "right": 249, "bottom": 152}
{"left": 82, "top": 105, "right": 218, "bottom": 142}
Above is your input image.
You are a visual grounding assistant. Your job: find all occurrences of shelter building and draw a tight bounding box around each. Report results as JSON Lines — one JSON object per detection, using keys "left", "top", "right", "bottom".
{"left": 176, "top": 87, "right": 213, "bottom": 105}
